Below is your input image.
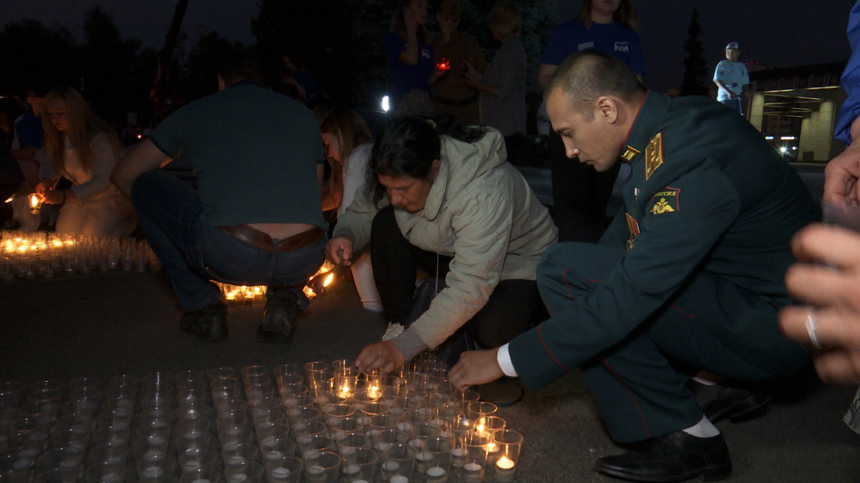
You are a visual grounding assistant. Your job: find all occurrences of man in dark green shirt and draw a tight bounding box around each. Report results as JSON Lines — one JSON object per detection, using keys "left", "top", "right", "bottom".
{"left": 450, "top": 52, "right": 817, "bottom": 482}
{"left": 113, "top": 49, "right": 327, "bottom": 343}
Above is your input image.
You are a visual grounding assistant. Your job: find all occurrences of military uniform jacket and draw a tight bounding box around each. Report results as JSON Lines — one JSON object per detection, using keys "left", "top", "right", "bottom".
{"left": 510, "top": 91, "right": 818, "bottom": 389}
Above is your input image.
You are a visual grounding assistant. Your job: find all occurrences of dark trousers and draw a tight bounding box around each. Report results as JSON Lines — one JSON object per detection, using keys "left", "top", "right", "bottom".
{"left": 549, "top": 131, "right": 621, "bottom": 243}
{"left": 537, "top": 242, "right": 810, "bottom": 442}
{"left": 370, "top": 205, "right": 545, "bottom": 348}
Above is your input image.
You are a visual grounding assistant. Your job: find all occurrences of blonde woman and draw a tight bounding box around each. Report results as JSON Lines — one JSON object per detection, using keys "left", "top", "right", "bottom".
{"left": 36, "top": 86, "right": 135, "bottom": 236}
{"left": 320, "top": 108, "right": 382, "bottom": 312}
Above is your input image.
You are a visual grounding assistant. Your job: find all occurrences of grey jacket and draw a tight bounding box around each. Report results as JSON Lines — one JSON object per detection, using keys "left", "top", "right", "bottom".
{"left": 333, "top": 128, "right": 557, "bottom": 355}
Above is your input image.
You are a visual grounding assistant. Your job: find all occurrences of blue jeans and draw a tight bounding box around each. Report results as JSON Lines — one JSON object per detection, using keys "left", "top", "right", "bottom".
{"left": 720, "top": 97, "right": 744, "bottom": 116}
{"left": 131, "top": 170, "right": 326, "bottom": 312}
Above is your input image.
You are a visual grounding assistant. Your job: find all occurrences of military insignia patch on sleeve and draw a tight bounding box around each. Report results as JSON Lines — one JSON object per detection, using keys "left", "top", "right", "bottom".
{"left": 644, "top": 132, "right": 664, "bottom": 180}
{"left": 647, "top": 187, "right": 681, "bottom": 215}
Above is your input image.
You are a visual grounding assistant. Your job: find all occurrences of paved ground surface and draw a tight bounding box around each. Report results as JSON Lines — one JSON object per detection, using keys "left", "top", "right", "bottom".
{"left": 2, "top": 266, "right": 859, "bottom": 482}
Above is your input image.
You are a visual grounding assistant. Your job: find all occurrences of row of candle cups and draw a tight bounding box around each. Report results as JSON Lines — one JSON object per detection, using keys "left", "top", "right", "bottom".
{"left": 0, "top": 231, "right": 161, "bottom": 281}
{"left": 0, "top": 358, "right": 524, "bottom": 482}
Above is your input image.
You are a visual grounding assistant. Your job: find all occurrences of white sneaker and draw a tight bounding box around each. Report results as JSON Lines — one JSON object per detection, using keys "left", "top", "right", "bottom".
{"left": 382, "top": 322, "right": 404, "bottom": 341}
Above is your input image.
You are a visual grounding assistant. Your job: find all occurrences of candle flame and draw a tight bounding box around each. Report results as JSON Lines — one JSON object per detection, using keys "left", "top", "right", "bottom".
{"left": 4, "top": 195, "right": 13, "bottom": 203}
{"left": 323, "top": 272, "right": 334, "bottom": 287}
{"left": 497, "top": 455, "right": 515, "bottom": 469}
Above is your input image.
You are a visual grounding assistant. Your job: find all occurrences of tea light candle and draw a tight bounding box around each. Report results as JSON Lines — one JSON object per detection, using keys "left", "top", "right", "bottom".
{"left": 463, "top": 462, "right": 483, "bottom": 483}
{"left": 390, "top": 476, "right": 409, "bottom": 483}
{"left": 451, "top": 448, "right": 464, "bottom": 467}
{"left": 305, "top": 465, "right": 327, "bottom": 483}
{"left": 495, "top": 456, "right": 516, "bottom": 482}
{"left": 426, "top": 466, "right": 447, "bottom": 483}
{"left": 343, "top": 463, "right": 361, "bottom": 476}
{"left": 269, "top": 467, "right": 291, "bottom": 480}
{"left": 229, "top": 473, "right": 247, "bottom": 483}
{"left": 265, "top": 450, "right": 283, "bottom": 460}
{"left": 415, "top": 450, "right": 433, "bottom": 472}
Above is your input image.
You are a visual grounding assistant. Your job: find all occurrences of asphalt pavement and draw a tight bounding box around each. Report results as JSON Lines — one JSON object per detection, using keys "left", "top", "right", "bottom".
{"left": 2, "top": 266, "right": 858, "bottom": 482}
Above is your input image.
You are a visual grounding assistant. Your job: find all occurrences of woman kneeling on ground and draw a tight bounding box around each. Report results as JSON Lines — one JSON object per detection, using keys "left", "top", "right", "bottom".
{"left": 325, "top": 117, "right": 557, "bottom": 373}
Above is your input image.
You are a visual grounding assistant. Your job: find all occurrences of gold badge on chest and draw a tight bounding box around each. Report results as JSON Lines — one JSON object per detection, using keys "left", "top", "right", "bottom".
{"left": 644, "top": 132, "right": 665, "bottom": 181}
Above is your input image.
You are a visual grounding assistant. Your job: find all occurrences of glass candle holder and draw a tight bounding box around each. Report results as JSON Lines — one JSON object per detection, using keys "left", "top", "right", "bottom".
{"left": 459, "top": 431, "right": 491, "bottom": 483}
{"left": 340, "top": 446, "right": 377, "bottom": 482}
{"left": 422, "top": 436, "right": 453, "bottom": 483}
{"left": 264, "top": 456, "right": 303, "bottom": 483}
{"left": 380, "top": 443, "right": 416, "bottom": 483}
{"left": 492, "top": 430, "right": 522, "bottom": 483}
{"left": 302, "top": 451, "right": 341, "bottom": 483}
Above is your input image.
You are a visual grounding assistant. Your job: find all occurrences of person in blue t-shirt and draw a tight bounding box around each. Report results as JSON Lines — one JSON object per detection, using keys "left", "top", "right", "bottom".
{"left": 713, "top": 42, "right": 749, "bottom": 115}
{"left": 539, "top": 0, "right": 646, "bottom": 244}
{"left": 384, "top": 0, "right": 437, "bottom": 118}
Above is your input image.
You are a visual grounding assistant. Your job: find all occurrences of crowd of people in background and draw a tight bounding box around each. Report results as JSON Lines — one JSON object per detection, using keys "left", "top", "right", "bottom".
{"left": 4, "top": 0, "right": 860, "bottom": 481}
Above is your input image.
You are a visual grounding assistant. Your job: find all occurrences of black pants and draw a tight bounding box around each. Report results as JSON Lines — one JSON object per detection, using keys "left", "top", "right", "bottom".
{"left": 549, "top": 130, "right": 621, "bottom": 243}
{"left": 370, "top": 205, "right": 545, "bottom": 348}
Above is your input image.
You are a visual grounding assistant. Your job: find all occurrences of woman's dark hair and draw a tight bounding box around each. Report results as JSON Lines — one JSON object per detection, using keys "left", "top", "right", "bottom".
{"left": 368, "top": 116, "right": 487, "bottom": 205}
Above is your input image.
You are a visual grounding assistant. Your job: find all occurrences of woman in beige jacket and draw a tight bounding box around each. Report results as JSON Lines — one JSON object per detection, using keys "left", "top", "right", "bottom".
{"left": 325, "top": 117, "right": 557, "bottom": 373}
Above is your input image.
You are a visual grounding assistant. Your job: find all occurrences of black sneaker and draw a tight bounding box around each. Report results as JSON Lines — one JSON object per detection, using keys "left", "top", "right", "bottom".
{"left": 181, "top": 301, "right": 229, "bottom": 342}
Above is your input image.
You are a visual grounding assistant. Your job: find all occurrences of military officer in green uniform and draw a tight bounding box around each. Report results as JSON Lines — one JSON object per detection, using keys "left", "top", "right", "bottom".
{"left": 449, "top": 52, "right": 818, "bottom": 482}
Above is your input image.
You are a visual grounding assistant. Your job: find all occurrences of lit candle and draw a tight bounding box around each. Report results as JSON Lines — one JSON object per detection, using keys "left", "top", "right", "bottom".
{"left": 495, "top": 456, "right": 516, "bottom": 482}
{"left": 28, "top": 193, "right": 42, "bottom": 214}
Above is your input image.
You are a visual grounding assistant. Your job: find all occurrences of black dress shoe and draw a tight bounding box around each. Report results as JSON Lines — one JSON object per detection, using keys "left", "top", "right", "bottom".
{"left": 692, "top": 382, "right": 769, "bottom": 423}
{"left": 181, "top": 301, "right": 229, "bottom": 341}
{"left": 594, "top": 431, "right": 732, "bottom": 482}
{"left": 258, "top": 289, "right": 297, "bottom": 344}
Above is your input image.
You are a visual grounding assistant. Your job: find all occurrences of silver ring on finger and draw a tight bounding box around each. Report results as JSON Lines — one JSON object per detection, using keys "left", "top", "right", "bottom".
{"left": 806, "top": 310, "right": 822, "bottom": 350}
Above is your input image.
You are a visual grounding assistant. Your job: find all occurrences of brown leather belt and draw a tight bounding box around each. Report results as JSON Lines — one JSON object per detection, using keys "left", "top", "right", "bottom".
{"left": 434, "top": 95, "right": 478, "bottom": 107}
{"left": 218, "top": 225, "right": 324, "bottom": 252}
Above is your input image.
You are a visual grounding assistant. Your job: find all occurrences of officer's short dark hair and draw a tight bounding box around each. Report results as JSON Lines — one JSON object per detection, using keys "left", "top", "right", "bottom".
{"left": 546, "top": 51, "right": 645, "bottom": 120}
{"left": 218, "top": 48, "right": 266, "bottom": 87}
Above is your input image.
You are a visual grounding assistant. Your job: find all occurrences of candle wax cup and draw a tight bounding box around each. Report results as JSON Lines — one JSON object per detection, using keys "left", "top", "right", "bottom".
{"left": 270, "top": 467, "right": 290, "bottom": 478}
{"left": 427, "top": 466, "right": 446, "bottom": 477}
{"left": 343, "top": 464, "right": 361, "bottom": 475}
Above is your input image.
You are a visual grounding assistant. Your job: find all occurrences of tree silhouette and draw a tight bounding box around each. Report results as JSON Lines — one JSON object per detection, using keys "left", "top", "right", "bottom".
{"left": 80, "top": 6, "right": 142, "bottom": 126}
{"left": 679, "top": 8, "right": 709, "bottom": 96}
{"left": 0, "top": 20, "right": 79, "bottom": 96}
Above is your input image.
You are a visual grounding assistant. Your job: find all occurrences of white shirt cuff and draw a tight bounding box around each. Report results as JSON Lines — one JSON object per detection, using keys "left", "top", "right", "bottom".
{"left": 497, "top": 343, "right": 518, "bottom": 378}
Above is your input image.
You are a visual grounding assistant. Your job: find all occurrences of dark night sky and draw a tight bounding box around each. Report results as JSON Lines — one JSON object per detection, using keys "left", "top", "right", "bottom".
{"left": 4, "top": 0, "right": 856, "bottom": 94}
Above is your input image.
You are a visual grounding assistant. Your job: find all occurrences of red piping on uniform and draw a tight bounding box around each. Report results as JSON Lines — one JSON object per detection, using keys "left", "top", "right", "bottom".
{"left": 622, "top": 90, "right": 649, "bottom": 148}
{"left": 670, "top": 305, "right": 697, "bottom": 318}
{"left": 537, "top": 324, "right": 572, "bottom": 372}
{"left": 562, "top": 267, "right": 573, "bottom": 300}
{"left": 603, "top": 358, "right": 651, "bottom": 438}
